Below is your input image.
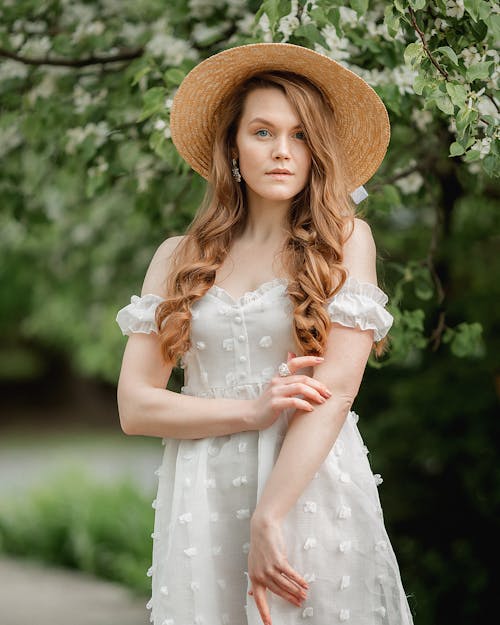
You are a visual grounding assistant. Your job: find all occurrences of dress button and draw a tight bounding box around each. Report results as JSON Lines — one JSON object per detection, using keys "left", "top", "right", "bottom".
{"left": 234, "top": 316, "right": 242, "bottom": 324}
{"left": 239, "top": 355, "right": 247, "bottom": 363}
{"left": 238, "top": 335, "right": 245, "bottom": 342}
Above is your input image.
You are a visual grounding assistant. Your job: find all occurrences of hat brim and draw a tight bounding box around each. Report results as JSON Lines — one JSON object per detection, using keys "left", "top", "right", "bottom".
{"left": 170, "top": 43, "right": 390, "bottom": 192}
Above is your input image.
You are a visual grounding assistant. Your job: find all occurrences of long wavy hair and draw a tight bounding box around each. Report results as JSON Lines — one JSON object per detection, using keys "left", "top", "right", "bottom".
{"left": 156, "top": 71, "right": 390, "bottom": 364}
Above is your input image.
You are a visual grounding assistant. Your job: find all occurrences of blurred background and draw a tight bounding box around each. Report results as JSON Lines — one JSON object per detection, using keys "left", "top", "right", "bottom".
{"left": 1, "top": 1, "right": 498, "bottom": 624}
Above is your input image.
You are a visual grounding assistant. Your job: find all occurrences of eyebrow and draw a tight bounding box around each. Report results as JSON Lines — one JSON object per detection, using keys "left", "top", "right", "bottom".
{"left": 247, "top": 117, "right": 302, "bottom": 129}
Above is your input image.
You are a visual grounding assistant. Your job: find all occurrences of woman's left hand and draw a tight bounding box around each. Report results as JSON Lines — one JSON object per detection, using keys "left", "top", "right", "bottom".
{"left": 247, "top": 514, "right": 309, "bottom": 625}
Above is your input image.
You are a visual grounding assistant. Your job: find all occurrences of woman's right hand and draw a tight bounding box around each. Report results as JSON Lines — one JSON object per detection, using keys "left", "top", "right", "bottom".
{"left": 250, "top": 353, "right": 332, "bottom": 431}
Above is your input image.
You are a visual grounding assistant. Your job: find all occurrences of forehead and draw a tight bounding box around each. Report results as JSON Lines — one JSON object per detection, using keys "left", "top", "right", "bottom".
{"left": 239, "top": 86, "right": 301, "bottom": 124}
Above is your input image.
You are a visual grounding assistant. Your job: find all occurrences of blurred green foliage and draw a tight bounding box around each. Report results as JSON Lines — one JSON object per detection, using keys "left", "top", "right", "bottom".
{"left": 0, "top": 471, "right": 154, "bottom": 595}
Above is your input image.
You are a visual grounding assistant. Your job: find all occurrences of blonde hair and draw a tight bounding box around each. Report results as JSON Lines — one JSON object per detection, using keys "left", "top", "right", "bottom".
{"left": 156, "top": 71, "right": 390, "bottom": 364}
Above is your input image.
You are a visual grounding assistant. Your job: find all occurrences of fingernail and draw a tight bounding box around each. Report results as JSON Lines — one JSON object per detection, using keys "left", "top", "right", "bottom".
{"left": 314, "top": 357, "right": 324, "bottom": 361}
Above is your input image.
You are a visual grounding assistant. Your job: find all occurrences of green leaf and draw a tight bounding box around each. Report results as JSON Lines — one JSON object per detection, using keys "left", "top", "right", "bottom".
{"left": 446, "top": 83, "right": 467, "bottom": 107}
{"left": 463, "top": 0, "right": 490, "bottom": 21}
{"left": 436, "top": 46, "right": 459, "bottom": 66}
{"left": 384, "top": 5, "right": 401, "bottom": 38}
{"left": 382, "top": 184, "right": 402, "bottom": 207}
{"left": 463, "top": 149, "right": 481, "bottom": 162}
{"left": 486, "top": 13, "right": 500, "bottom": 41}
{"left": 255, "top": 0, "right": 288, "bottom": 34}
{"left": 404, "top": 42, "right": 423, "bottom": 67}
{"left": 435, "top": 95, "right": 454, "bottom": 115}
{"left": 350, "top": 0, "right": 369, "bottom": 17}
{"left": 466, "top": 61, "right": 493, "bottom": 82}
{"left": 455, "top": 107, "right": 478, "bottom": 134}
{"left": 138, "top": 87, "right": 167, "bottom": 122}
{"left": 294, "top": 24, "right": 328, "bottom": 48}
{"left": 409, "top": 0, "right": 426, "bottom": 9}
{"left": 413, "top": 72, "right": 429, "bottom": 96}
{"left": 164, "top": 68, "right": 185, "bottom": 87}
{"left": 444, "top": 322, "right": 484, "bottom": 357}
{"left": 449, "top": 142, "right": 465, "bottom": 156}
{"left": 482, "top": 153, "right": 499, "bottom": 177}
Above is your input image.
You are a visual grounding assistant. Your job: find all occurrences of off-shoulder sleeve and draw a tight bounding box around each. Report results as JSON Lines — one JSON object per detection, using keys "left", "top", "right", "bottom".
{"left": 326, "top": 276, "right": 394, "bottom": 342}
{"left": 115, "top": 294, "right": 166, "bottom": 336}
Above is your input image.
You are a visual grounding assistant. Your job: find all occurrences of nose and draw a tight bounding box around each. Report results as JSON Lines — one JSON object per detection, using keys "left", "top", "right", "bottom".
{"left": 272, "top": 135, "right": 291, "bottom": 160}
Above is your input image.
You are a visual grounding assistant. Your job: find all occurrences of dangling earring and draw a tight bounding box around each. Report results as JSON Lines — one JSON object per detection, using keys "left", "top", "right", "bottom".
{"left": 231, "top": 158, "right": 241, "bottom": 183}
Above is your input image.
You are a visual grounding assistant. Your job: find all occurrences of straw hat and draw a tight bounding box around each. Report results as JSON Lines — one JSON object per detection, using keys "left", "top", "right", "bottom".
{"left": 170, "top": 42, "right": 390, "bottom": 192}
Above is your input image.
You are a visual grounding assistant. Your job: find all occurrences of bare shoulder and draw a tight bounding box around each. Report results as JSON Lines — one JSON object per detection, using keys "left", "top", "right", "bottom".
{"left": 141, "top": 235, "right": 186, "bottom": 296}
{"left": 342, "top": 217, "right": 378, "bottom": 284}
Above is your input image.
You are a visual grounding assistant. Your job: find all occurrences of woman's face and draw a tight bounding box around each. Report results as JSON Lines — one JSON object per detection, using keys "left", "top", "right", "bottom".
{"left": 234, "top": 86, "right": 312, "bottom": 205}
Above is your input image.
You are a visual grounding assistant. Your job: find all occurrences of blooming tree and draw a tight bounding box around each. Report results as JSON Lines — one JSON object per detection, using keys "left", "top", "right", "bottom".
{"left": 0, "top": 0, "right": 497, "bottom": 382}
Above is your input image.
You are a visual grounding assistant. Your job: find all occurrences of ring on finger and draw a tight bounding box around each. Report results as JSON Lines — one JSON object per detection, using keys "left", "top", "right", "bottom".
{"left": 278, "top": 362, "right": 291, "bottom": 377}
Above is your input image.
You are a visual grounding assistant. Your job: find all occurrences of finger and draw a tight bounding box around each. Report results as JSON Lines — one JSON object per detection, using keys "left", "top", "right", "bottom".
{"left": 272, "top": 396, "right": 315, "bottom": 413}
{"left": 279, "top": 562, "right": 310, "bottom": 590}
{"left": 283, "top": 382, "right": 327, "bottom": 404}
{"left": 279, "top": 375, "right": 331, "bottom": 398}
{"left": 273, "top": 571, "right": 308, "bottom": 602}
{"left": 265, "top": 577, "right": 304, "bottom": 607}
{"left": 286, "top": 355, "right": 324, "bottom": 374}
{"left": 252, "top": 583, "right": 272, "bottom": 625}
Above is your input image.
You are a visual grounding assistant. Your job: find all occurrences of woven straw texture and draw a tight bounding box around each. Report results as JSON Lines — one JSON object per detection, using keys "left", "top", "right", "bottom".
{"left": 170, "top": 43, "right": 390, "bottom": 192}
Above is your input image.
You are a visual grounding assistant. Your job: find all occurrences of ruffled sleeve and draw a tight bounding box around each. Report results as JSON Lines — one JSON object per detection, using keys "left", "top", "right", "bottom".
{"left": 326, "top": 276, "right": 394, "bottom": 342}
{"left": 115, "top": 294, "right": 166, "bottom": 336}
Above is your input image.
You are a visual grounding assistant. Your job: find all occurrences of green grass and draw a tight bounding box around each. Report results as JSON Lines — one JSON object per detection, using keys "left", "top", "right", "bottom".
{"left": 0, "top": 470, "right": 154, "bottom": 594}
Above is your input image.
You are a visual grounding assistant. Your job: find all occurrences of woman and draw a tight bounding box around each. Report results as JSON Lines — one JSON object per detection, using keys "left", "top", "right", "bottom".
{"left": 116, "top": 43, "right": 414, "bottom": 625}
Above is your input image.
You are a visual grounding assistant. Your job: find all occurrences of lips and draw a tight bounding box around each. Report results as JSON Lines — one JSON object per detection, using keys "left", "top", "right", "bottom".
{"left": 266, "top": 169, "right": 292, "bottom": 175}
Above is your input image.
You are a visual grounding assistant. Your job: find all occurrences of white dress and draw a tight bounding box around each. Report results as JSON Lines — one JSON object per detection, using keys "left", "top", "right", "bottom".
{"left": 116, "top": 276, "right": 414, "bottom": 625}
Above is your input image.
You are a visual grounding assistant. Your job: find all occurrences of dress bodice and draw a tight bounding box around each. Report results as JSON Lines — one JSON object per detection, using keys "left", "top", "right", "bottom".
{"left": 116, "top": 276, "right": 394, "bottom": 394}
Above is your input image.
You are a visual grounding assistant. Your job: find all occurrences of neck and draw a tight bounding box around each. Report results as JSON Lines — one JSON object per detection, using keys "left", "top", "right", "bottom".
{"left": 241, "top": 191, "right": 290, "bottom": 245}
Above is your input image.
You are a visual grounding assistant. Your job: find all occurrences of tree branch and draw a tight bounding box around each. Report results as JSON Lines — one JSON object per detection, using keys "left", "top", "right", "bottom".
{"left": 0, "top": 46, "right": 144, "bottom": 67}
{"left": 408, "top": 6, "right": 449, "bottom": 80}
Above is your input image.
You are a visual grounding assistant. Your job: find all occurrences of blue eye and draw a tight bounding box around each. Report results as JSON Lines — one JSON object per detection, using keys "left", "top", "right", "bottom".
{"left": 256, "top": 129, "right": 270, "bottom": 137}
{"left": 295, "top": 131, "right": 306, "bottom": 140}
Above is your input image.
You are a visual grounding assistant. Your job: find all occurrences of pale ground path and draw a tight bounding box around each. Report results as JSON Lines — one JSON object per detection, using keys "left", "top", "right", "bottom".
{"left": 0, "top": 428, "right": 161, "bottom": 625}
{"left": 0, "top": 556, "right": 149, "bottom": 625}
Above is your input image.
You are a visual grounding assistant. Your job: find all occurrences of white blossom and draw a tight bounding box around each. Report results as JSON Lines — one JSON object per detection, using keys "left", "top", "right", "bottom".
{"left": 146, "top": 33, "right": 198, "bottom": 65}
{"left": 65, "top": 122, "right": 110, "bottom": 155}
{"left": 445, "top": 0, "right": 465, "bottom": 19}
{"left": 471, "top": 136, "right": 491, "bottom": 157}
{"left": 9, "top": 33, "right": 25, "bottom": 48}
{"left": 278, "top": 14, "right": 300, "bottom": 42}
{"left": 60, "top": 2, "right": 96, "bottom": 27}
{"left": 20, "top": 36, "right": 52, "bottom": 57}
{"left": 460, "top": 46, "right": 481, "bottom": 68}
{"left": 72, "top": 84, "right": 108, "bottom": 114}
{"left": 236, "top": 12, "right": 256, "bottom": 35}
{"left": 258, "top": 13, "right": 273, "bottom": 43}
{"left": 395, "top": 171, "right": 424, "bottom": 195}
{"left": 411, "top": 108, "right": 433, "bottom": 132}
{"left": 338, "top": 7, "right": 359, "bottom": 28}
{"left": 192, "top": 21, "right": 230, "bottom": 44}
{"left": 0, "top": 59, "right": 29, "bottom": 81}
{"left": 315, "top": 25, "right": 352, "bottom": 62}
{"left": 0, "top": 124, "right": 23, "bottom": 159}
{"left": 136, "top": 155, "right": 156, "bottom": 192}
{"left": 188, "top": 0, "right": 225, "bottom": 20}
{"left": 226, "top": 0, "right": 247, "bottom": 19}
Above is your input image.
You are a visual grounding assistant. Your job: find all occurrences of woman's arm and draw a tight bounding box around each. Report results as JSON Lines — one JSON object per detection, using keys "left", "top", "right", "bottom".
{"left": 247, "top": 218, "right": 381, "bottom": 623}
{"left": 117, "top": 237, "right": 330, "bottom": 439}
{"left": 252, "top": 218, "right": 378, "bottom": 522}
